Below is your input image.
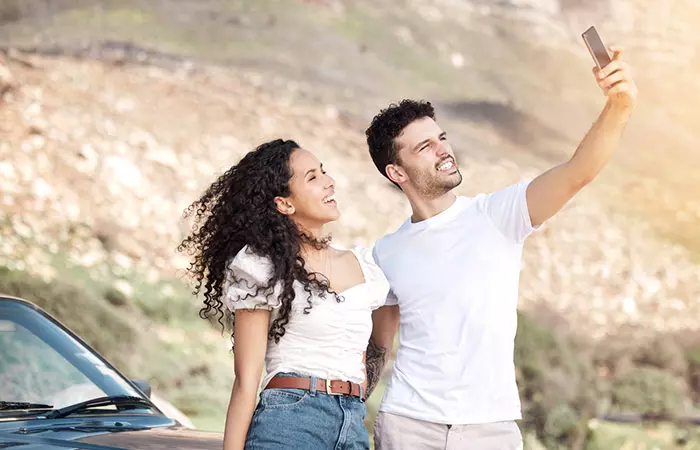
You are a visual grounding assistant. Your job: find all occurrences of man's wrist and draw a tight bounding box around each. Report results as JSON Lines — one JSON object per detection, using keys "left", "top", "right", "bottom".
{"left": 603, "top": 99, "right": 634, "bottom": 121}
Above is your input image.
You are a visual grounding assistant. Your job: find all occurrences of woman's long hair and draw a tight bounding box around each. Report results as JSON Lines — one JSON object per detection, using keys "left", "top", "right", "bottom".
{"left": 178, "top": 139, "right": 337, "bottom": 346}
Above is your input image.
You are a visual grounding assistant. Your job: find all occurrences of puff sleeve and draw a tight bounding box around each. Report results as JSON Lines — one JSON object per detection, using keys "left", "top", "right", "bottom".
{"left": 355, "top": 246, "right": 390, "bottom": 310}
{"left": 222, "top": 246, "right": 282, "bottom": 311}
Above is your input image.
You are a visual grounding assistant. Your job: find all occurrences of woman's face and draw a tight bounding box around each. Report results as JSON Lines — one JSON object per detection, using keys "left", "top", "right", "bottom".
{"left": 279, "top": 148, "right": 339, "bottom": 230}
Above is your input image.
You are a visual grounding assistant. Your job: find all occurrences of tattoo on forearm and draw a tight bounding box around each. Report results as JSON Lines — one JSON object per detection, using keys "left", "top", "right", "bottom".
{"left": 365, "top": 340, "right": 388, "bottom": 397}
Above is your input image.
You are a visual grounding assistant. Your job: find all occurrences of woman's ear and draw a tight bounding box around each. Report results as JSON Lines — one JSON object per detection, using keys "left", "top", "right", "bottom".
{"left": 274, "top": 197, "right": 295, "bottom": 215}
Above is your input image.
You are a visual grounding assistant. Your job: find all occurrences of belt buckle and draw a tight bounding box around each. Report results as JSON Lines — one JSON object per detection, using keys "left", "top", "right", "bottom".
{"left": 326, "top": 379, "right": 342, "bottom": 396}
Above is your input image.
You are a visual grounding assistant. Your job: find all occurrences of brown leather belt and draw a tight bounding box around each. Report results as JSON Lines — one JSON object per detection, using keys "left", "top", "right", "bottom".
{"left": 265, "top": 376, "right": 364, "bottom": 399}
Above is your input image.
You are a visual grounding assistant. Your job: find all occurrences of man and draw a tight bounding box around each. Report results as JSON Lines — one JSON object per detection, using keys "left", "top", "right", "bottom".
{"left": 363, "top": 46, "right": 637, "bottom": 449}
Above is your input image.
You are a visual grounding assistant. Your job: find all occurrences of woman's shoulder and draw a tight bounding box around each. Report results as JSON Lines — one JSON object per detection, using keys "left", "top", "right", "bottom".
{"left": 346, "top": 245, "right": 390, "bottom": 309}
{"left": 344, "top": 245, "right": 387, "bottom": 285}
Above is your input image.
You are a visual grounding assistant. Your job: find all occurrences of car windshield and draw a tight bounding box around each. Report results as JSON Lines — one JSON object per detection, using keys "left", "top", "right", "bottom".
{"left": 0, "top": 299, "right": 148, "bottom": 416}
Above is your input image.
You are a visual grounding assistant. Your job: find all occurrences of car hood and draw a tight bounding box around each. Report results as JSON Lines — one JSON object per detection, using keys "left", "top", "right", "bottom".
{"left": 0, "top": 418, "right": 223, "bottom": 449}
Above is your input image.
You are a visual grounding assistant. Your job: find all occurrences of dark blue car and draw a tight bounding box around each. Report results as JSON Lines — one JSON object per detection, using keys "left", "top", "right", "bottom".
{"left": 0, "top": 295, "right": 224, "bottom": 449}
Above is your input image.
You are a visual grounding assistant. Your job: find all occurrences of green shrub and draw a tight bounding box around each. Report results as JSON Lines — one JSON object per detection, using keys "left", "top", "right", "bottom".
{"left": 104, "top": 286, "right": 130, "bottom": 307}
{"left": 685, "top": 343, "right": 700, "bottom": 367}
{"left": 611, "top": 366, "right": 686, "bottom": 415}
{"left": 544, "top": 404, "right": 580, "bottom": 440}
{"left": 515, "top": 311, "right": 600, "bottom": 448}
{"left": 634, "top": 335, "right": 688, "bottom": 378}
{"left": 0, "top": 266, "right": 138, "bottom": 370}
{"left": 0, "top": 265, "right": 231, "bottom": 421}
{"left": 682, "top": 341, "right": 700, "bottom": 403}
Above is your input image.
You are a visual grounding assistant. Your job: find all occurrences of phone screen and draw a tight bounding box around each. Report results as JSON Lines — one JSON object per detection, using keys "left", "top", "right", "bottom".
{"left": 582, "top": 26, "right": 611, "bottom": 68}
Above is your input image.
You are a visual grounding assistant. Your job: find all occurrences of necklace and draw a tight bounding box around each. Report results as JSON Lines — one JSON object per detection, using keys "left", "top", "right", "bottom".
{"left": 306, "top": 247, "right": 332, "bottom": 286}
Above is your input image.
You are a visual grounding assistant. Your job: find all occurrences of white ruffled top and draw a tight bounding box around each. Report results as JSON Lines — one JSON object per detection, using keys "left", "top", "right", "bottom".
{"left": 223, "top": 245, "right": 389, "bottom": 388}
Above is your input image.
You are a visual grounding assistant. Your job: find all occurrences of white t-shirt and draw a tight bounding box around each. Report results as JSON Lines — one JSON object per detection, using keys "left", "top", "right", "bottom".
{"left": 223, "top": 246, "right": 389, "bottom": 388}
{"left": 374, "top": 180, "right": 538, "bottom": 425}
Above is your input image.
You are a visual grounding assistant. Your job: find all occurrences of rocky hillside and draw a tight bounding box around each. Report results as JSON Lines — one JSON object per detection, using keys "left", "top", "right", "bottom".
{"left": 1, "top": 0, "right": 699, "bottom": 335}
{"left": 1, "top": 45, "right": 699, "bottom": 342}
{"left": 2, "top": 1, "right": 700, "bottom": 443}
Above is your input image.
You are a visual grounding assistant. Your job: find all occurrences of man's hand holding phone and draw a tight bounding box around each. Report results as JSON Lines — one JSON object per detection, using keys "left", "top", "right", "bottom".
{"left": 593, "top": 46, "right": 638, "bottom": 111}
{"left": 583, "top": 26, "right": 638, "bottom": 111}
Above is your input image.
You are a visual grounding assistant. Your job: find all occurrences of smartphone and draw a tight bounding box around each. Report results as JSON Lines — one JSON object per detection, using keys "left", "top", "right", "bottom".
{"left": 582, "top": 26, "right": 612, "bottom": 69}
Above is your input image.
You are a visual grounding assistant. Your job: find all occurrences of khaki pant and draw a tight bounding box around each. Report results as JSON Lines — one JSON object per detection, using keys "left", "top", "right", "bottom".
{"left": 374, "top": 411, "right": 523, "bottom": 450}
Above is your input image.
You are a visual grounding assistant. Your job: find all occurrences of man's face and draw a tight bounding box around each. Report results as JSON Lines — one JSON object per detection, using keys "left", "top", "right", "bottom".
{"left": 390, "top": 117, "right": 462, "bottom": 198}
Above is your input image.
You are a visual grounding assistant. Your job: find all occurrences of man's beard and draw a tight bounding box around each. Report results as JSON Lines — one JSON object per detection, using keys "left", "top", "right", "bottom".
{"left": 409, "top": 166, "right": 463, "bottom": 199}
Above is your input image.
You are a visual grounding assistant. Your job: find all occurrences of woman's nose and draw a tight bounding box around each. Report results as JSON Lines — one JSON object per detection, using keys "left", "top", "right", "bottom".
{"left": 325, "top": 174, "right": 335, "bottom": 189}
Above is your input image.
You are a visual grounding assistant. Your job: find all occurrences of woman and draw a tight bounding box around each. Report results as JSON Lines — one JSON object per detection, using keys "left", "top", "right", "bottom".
{"left": 179, "top": 139, "right": 389, "bottom": 450}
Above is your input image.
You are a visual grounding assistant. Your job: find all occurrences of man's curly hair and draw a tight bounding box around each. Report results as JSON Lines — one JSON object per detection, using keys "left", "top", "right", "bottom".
{"left": 365, "top": 99, "right": 435, "bottom": 185}
{"left": 178, "top": 139, "right": 337, "bottom": 347}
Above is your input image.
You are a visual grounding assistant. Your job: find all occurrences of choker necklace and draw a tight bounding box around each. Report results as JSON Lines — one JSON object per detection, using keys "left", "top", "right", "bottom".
{"left": 300, "top": 232, "right": 332, "bottom": 250}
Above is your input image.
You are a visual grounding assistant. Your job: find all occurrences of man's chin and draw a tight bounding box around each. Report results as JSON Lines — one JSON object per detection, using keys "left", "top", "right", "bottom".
{"left": 443, "top": 171, "right": 463, "bottom": 190}
{"left": 428, "top": 176, "right": 462, "bottom": 198}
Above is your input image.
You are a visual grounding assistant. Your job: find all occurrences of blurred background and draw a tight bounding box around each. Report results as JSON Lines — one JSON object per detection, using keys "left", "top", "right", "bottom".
{"left": 1, "top": 0, "right": 699, "bottom": 448}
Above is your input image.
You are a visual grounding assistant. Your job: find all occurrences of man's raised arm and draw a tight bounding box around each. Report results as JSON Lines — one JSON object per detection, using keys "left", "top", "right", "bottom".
{"left": 526, "top": 46, "right": 638, "bottom": 227}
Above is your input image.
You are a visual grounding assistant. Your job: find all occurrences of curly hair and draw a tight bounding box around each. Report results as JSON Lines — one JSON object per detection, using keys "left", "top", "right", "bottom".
{"left": 365, "top": 99, "right": 435, "bottom": 185}
{"left": 178, "top": 139, "right": 338, "bottom": 347}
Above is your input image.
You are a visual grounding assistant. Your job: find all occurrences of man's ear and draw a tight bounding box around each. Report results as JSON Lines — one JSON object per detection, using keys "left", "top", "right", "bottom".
{"left": 274, "top": 197, "right": 295, "bottom": 215}
{"left": 386, "top": 164, "right": 407, "bottom": 186}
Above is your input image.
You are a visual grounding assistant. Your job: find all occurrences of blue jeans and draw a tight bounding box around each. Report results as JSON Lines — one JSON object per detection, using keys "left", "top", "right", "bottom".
{"left": 245, "top": 373, "right": 369, "bottom": 450}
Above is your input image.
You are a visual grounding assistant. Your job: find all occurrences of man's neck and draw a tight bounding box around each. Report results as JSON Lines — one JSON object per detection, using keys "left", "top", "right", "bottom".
{"left": 409, "top": 191, "right": 457, "bottom": 223}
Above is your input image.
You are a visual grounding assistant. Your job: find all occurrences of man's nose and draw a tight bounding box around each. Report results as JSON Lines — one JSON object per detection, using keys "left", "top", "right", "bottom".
{"left": 436, "top": 142, "right": 449, "bottom": 157}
